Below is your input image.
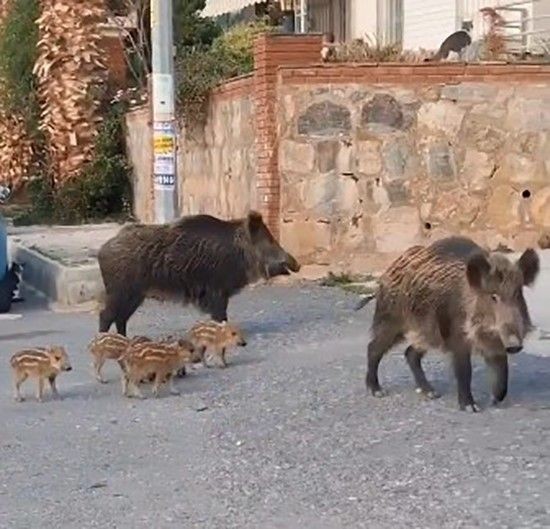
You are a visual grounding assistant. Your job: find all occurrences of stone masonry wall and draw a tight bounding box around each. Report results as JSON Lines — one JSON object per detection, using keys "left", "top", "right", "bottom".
{"left": 277, "top": 63, "right": 550, "bottom": 270}
{"left": 178, "top": 75, "right": 257, "bottom": 219}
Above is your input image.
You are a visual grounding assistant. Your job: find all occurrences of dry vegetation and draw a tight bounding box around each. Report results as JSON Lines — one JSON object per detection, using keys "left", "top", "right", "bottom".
{"left": 33, "top": 0, "right": 107, "bottom": 187}
{"left": 324, "top": 35, "right": 431, "bottom": 64}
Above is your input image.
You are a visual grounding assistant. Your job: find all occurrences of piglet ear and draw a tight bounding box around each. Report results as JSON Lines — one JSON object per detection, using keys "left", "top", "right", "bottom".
{"left": 517, "top": 248, "right": 539, "bottom": 286}
{"left": 466, "top": 253, "right": 491, "bottom": 290}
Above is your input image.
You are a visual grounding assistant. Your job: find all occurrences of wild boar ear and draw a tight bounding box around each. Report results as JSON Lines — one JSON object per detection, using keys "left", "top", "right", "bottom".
{"left": 517, "top": 248, "right": 539, "bottom": 286}
{"left": 466, "top": 253, "right": 491, "bottom": 290}
{"left": 246, "top": 210, "right": 264, "bottom": 235}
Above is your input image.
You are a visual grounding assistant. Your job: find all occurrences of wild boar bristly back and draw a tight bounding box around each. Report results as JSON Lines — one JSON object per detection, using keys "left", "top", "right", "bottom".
{"left": 97, "top": 211, "right": 299, "bottom": 334}
{"left": 374, "top": 244, "right": 464, "bottom": 329}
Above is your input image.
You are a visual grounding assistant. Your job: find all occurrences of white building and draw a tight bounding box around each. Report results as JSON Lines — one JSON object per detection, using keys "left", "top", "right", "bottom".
{"left": 202, "top": 0, "right": 550, "bottom": 53}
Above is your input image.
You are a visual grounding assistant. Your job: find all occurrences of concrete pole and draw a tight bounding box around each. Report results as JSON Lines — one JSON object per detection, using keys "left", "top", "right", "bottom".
{"left": 150, "top": 0, "right": 177, "bottom": 223}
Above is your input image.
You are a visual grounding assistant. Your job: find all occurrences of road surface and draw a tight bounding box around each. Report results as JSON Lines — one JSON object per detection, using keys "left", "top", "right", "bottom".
{"left": 1, "top": 275, "right": 550, "bottom": 529}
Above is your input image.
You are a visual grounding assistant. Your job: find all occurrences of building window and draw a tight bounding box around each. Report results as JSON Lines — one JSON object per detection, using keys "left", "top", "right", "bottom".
{"left": 308, "top": 0, "right": 348, "bottom": 42}
{"left": 377, "top": 0, "right": 403, "bottom": 45}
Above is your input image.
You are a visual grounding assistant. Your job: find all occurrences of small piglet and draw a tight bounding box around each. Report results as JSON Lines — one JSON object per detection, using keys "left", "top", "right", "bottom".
{"left": 120, "top": 340, "right": 197, "bottom": 399}
{"left": 187, "top": 321, "right": 247, "bottom": 369}
{"left": 10, "top": 346, "right": 72, "bottom": 402}
{"left": 87, "top": 332, "right": 150, "bottom": 383}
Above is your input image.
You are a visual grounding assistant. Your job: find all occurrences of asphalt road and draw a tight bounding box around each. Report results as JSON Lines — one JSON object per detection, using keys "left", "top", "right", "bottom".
{"left": 1, "top": 277, "right": 550, "bottom": 529}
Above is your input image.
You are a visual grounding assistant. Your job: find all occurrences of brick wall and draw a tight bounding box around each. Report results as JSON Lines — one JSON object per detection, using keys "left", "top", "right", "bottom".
{"left": 253, "top": 33, "right": 323, "bottom": 238}
{"left": 278, "top": 62, "right": 550, "bottom": 85}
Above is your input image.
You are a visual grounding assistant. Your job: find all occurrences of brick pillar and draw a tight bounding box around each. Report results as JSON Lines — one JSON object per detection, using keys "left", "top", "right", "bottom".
{"left": 253, "top": 33, "right": 322, "bottom": 239}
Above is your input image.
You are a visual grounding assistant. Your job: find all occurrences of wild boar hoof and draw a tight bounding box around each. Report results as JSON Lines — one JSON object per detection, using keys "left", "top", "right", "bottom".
{"left": 416, "top": 387, "right": 440, "bottom": 400}
{"left": 460, "top": 402, "right": 480, "bottom": 413}
{"left": 372, "top": 388, "right": 388, "bottom": 398}
{"left": 14, "top": 396, "right": 24, "bottom": 403}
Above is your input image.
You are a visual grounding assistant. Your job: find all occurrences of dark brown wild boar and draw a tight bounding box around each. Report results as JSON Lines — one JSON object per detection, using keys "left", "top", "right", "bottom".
{"left": 365, "top": 236, "right": 539, "bottom": 412}
{"left": 97, "top": 211, "right": 300, "bottom": 335}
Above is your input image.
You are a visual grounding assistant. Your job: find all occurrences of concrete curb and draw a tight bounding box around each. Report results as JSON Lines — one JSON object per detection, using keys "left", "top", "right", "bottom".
{"left": 10, "top": 242, "right": 103, "bottom": 308}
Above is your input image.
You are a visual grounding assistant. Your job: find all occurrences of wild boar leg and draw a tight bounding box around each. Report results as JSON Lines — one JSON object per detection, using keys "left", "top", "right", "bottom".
{"left": 167, "top": 374, "right": 180, "bottom": 396}
{"left": 99, "top": 298, "right": 116, "bottom": 332}
{"left": 450, "top": 347, "right": 479, "bottom": 412}
{"left": 202, "top": 346, "right": 212, "bottom": 368}
{"left": 404, "top": 346, "right": 439, "bottom": 399}
{"left": 210, "top": 298, "right": 228, "bottom": 322}
{"left": 115, "top": 318, "right": 128, "bottom": 337}
{"left": 93, "top": 357, "right": 107, "bottom": 383}
{"left": 36, "top": 377, "right": 45, "bottom": 402}
{"left": 366, "top": 322, "right": 401, "bottom": 397}
{"left": 485, "top": 355, "right": 508, "bottom": 405}
{"left": 114, "top": 292, "right": 144, "bottom": 336}
{"left": 219, "top": 347, "right": 227, "bottom": 368}
{"left": 13, "top": 372, "right": 27, "bottom": 402}
{"left": 48, "top": 375, "right": 60, "bottom": 399}
{"left": 151, "top": 373, "right": 162, "bottom": 397}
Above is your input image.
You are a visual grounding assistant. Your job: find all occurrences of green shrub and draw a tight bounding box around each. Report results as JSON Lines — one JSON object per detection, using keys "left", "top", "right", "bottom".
{"left": 0, "top": 0, "right": 40, "bottom": 118}
{"left": 176, "top": 21, "right": 274, "bottom": 128}
{"left": 14, "top": 104, "right": 132, "bottom": 226}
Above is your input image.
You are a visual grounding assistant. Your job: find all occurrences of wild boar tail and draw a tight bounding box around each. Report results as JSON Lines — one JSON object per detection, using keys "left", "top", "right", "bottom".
{"left": 354, "top": 294, "right": 376, "bottom": 311}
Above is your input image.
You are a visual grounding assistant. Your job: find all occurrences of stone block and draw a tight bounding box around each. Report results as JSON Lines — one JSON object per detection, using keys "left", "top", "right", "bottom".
{"left": 530, "top": 186, "right": 550, "bottom": 227}
{"left": 461, "top": 115, "right": 506, "bottom": 152}
{"left": 361, "top": 93, "right": 405, "bottom": 132}
{"left": 486, "top": 185, "right": 522, "bottom": 231}
{"left": 280, "top": 218, "right": 332, "bottom": 262}
{"left": 373, "top": 206, "right": 422, "bottom": 253}
{"left": 316, "top": 140, "right": 339, "bottom": 173}
{"left": 425, "top": 142, "right": 457, "bottom": 182}
{"left": 494, "top": 153, "right": 543, "bottom": 185}
{"left": 417, "top": 101, "right": 466, "bottom": 138}
{"left": 441, "top": 83, "right": 499, "bottom": 103}
{"left": 385, "top": 180, "right": 409, "bottom": 205}
{"left": 297, "top": 101, "right": 351, "bottom": 137}
{"left": 382, "top": 138, "right": 415, "bottom": 180}
{"left": 507, "top": 98, "right": 550, "bottom": 133}
{"left": 334, "top": 175, "right": 361, "bottom": 213}
{"left": 356, "top": 141, "right": 382, "bottom": 175}
{"left": 300, "top": 173, "right": 337, "bottom": 216}
{"left": 280, "top": 140, "right": 316, "bottom": 174}
{"left": 461, "top": 150, "right": 496, "bottom": 191}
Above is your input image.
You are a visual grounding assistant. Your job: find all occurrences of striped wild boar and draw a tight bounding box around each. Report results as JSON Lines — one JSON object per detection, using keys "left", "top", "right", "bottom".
{"left": 365, "top": 236, "right": 539, "bottom": 412}
{"left": 120, "top": 340, "right": 197, "bottom": 399}
{"left": 187, "top": 320, "right": 247, "bottom": 368}
{"left": 10, "top": 346, "right": 72, "bottom": 402}
{"left": 97, "top": 211, "right": 300, "bottom": 336}
{"left": 87, "top": 333, "right": 151, "bottom": 383}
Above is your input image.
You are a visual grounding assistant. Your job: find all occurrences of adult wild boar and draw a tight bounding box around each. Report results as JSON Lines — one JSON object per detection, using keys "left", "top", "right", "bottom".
{"left": 97, "top": 211, "right": 300, "bottom": 336}
{"left": 365, "top": 236, "right": 539, "bottom": 412}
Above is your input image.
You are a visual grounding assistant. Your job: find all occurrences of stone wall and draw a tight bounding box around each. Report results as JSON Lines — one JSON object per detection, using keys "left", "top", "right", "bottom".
{"left": 125, "top": 106, "right": 153, "bottom": 223}
{"left": 124, "top": 36, "right": 550, "bottom": 273}
{"left": 179, "top": 74, "right": 257, "bottom": 219}
{"left": 277, "top": 63, "right": 550, "bottom": 270}
{"left": 125, "top": 75, "right": 257, "bottom": 222}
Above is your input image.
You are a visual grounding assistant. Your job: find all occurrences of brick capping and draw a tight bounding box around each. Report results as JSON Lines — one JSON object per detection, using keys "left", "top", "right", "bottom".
{"left": 253, "top": 33, "right": 324, "bottom": 238}
{"left": 210, "top": 73, "right": 254, "bottom": 100}
{"left": 278, "top": 62, "right": 550, "bottom": 85}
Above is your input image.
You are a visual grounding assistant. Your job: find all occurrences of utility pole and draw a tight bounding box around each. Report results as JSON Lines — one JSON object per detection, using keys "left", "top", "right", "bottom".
{"left": 150, "top": 0, "right": 177, "bottom": 223}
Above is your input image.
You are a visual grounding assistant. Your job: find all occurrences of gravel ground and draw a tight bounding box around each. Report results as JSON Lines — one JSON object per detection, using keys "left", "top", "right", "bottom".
{"left": 1, "top": 279, "right": 550, "bottom": 529}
